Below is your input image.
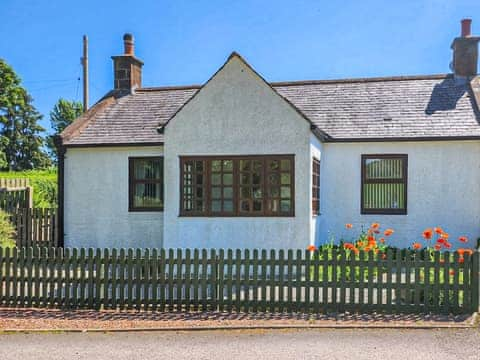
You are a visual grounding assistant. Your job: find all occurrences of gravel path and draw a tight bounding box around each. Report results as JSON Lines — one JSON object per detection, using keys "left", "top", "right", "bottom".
{"left": 0, "top": 328, "right": 479, "bottom": 360}
{"left": 0, "top": 308, "right": 474, "bottom": 330}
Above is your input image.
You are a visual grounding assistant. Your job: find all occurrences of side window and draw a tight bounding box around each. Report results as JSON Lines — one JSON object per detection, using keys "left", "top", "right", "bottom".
{"left": 361, "top": 154, "right": 407, "bottom": 214}
{"left": 312, "top": 158, "right": 320, "bottom": 215}
{"left": 129, "top": 157, "right": 164, "bottom": 211}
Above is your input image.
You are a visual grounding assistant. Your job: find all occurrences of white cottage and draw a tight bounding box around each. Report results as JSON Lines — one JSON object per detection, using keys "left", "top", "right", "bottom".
{"left": 57, "top": 20, "right": 480, "bottom": 250}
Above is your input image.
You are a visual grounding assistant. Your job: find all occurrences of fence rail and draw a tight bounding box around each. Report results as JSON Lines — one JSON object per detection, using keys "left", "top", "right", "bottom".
{"left": 10, "top": 209, "right": 58, "bottom": 247}
{"left": 0, "top": 188, "right": 31, "bottom": 213}
{"left": 0, "top": 247, "right": 477, "bottom": 314}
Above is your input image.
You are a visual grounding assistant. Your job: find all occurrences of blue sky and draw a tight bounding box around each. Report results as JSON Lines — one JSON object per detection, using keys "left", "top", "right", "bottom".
{"left": 0, "top": 0, "right": 479, "bottom": 133}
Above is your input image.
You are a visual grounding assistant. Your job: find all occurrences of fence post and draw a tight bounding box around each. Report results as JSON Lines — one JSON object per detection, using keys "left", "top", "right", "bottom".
{"left": 473, "top": 250, "right": 479, "bottom": 313}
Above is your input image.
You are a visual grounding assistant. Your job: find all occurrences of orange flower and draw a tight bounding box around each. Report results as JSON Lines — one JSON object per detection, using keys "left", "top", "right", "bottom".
{"left": 412, "top": 242, "right": 422, "bottom": 250}
{"left": 439, "top": 259, "right": 445, "bottom": 264}
{"left": 371, "top": 223, "right": 380, "bottom": 230}
{"left": 423, "top": 228, "right": 433, "bottom": 240}
{"left": 357, "top": 241, "right": 364, "bottom": 247}
{"left": 463, "top": 249, "right": 474, "bottom": 256}
{"left": 449, "top": 270, "right": 455, "bottom": 276}
{"left": 345, "top": 223, "right": 353, "bottom": 229}
{"left": 307, "top": 245, "right": 317, "bottom": 252}
{"left": 434, "top": 244, "right": 442, "bottom": 251}
{"left": 379, "top": 237, "right": 385, "bottom": 244}
{"left": 437, "top": 238, "right": 445, "bottom": 244}
{"left": 458, "top": 236, "right": 468, "bottom": 243}
{"left": 364, "top": 246, "right": 371, "bottom": 252}
{"left": 434, "top": 227, "right": 443, "bottom": 234}
{"left": 458, "top": 257, "right": 465, "bottom": 264}
{"left": 352, "top": 247, "right": 360, "bottom": 255}
{"left": 441, "top": 232, "right": 449, "bottom": 240}
{"left": 444, "top": 242, "right": 452, "bottom": 249}
{"left": 367, "top": 235, "right": 375, "bottom": 242}
{"left": 384, "top": 229, "right": 394, "bottom": 237}
{"left": 457, "top": 248, "right": 465, "bottom": 256}
{"left": 343, "top": 243, "right": 355, "bottom": 250}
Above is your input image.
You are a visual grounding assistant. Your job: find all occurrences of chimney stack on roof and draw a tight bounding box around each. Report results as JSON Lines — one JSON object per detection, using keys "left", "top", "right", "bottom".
{"left": 451, "top": 18, "right": 480, "bottom": 77}
{"left": 111, "top": 33, "right": 143, "bottom": 92}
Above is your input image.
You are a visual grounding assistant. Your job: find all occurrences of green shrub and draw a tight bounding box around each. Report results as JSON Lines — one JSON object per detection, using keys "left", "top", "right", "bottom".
{"left": 0, "top": 169, "right": 57, "bottom": 208}
{"left": 0, "top": 209, "right": 15, "bottom": 248}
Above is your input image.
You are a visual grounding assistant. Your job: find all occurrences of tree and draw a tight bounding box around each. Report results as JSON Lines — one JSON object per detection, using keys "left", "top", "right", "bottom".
{"left": 0, "top": 59, "right": 51, "bottom": 170}
{"left": 47, "top": 98, "right": 83, "bottom": 161}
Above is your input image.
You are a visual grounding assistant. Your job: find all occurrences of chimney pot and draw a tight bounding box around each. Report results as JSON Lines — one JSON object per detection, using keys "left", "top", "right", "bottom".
{"left": 123, "top": 33, "right": 134, "bottom": 55}
{"left": 461, "top": 18, "right": 472, "bottom": 37}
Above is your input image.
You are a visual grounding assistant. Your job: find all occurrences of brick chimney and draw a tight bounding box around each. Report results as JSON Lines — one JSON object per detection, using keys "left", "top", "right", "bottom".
{"left": 451, "top": 19, "right": 480, "bottom": 77}
{"left": 111, "top": 33, "right": 143, "bottom": 91}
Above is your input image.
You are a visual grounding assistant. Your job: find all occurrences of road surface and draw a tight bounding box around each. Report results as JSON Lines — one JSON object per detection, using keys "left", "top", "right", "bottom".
{"left": 0, "top": 328, "right": 479, "bottom": 359}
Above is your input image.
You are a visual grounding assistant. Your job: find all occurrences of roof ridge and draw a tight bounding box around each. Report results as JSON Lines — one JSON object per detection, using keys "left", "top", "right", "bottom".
{"left": 271, "top": 74, "right": 452, "bottom": 86}
{"left": 137, "top": 85, "right": 202, "bottom": 92}
{"left": 136, "top": 74, "right": 452, "bottom": 92}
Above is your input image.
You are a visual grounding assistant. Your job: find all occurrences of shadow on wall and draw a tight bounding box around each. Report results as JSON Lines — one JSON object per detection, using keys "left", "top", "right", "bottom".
{"left": 425, "top": 77, "right": 466, "bottom": 115}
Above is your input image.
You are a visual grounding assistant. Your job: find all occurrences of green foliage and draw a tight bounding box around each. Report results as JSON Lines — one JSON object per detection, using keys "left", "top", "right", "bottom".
{"left": 0, "top": 209, "right": 15, "bottom": 248}
{"left": 47, "top": 98, "right": 83, "bottom": 161}
{"left": 0, "top": 59, "right": 51, "bottom": 170}
{"left": 0, "top": 169, "right": 57, "bottom": 207}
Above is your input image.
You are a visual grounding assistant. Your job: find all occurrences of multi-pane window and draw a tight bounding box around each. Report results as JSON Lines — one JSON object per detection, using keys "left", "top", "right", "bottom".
{"left": 129, "top": 157, "right": 164, "bottom": 211}
{"left": 361, "top": 154, "right": 407, "bottom": 215}
{"left": 312, "top": 158, "right": 320, "bottom": 215}
{"left": 180, "top": 155, "right": 294, "bottom": 216}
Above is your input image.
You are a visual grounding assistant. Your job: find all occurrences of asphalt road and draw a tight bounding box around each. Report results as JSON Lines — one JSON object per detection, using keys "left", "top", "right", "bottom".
{"left": 0, "top": 328, "right": 479, "bottom": 360}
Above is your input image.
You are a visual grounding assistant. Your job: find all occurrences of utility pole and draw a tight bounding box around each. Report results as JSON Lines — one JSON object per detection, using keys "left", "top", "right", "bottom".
{"left": 81, "top": 35, "right": 89, "bottom": 112}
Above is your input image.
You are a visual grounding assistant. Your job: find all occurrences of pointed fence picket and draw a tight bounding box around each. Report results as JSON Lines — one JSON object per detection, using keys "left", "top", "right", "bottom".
{"left": 0, "top": 247, "right": 478, "bottom": 314}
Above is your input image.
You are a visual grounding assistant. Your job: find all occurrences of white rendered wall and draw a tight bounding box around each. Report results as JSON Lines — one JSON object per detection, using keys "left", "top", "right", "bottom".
{"left": 310, "top": 134, "right": 323, "bottom": 246}
{"left": 164, "top": 55, "right": 313, "bottom": 250}
{"left": 64, "top": 146, "right": 164, "bottom": 248}
{"left": 318, "top": 141, "right": 480, "bottom": 249}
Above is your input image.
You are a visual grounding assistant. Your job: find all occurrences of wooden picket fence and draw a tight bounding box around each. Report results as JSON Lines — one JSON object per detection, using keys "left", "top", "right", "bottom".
{"left": 10, "top": 209, "right": 58, "bottom": 247}
{"left": 0, "top": 247, "right": 478, "bottom": 314}
{"left": 0, "top": 188, "right": 31, "bottom": 213}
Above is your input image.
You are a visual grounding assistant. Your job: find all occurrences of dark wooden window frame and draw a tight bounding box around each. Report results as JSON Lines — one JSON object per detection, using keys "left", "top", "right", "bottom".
{"left": 312, "top": 157, "right": 320, "bottom": 216}
{"left": 180, "top": 155, "right": 295, "bottom": 217}
{"left": 129, "top": 157, "right": 164, "bottom": 212}
{"left": 361, "top": 154, "right": 408, "bottom": 215}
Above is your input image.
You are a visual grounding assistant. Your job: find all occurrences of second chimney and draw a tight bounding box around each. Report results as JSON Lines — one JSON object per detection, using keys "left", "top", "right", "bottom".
{"left": 111, "top": 33, "right": 143, "bottom": 91}
{"left": 451, "top": 19, "right": 480, "bottom": 77}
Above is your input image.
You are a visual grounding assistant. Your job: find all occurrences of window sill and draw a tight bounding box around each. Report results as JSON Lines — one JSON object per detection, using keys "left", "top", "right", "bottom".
{"left": 129, "top": 208, "right": 164, "bottom": 212}
{"left": 178, "top": 214, "right": 295, "bottom": 218}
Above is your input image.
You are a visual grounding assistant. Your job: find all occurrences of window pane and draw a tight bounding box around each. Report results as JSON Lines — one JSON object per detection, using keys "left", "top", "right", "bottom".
{"left": 280, "top": 159, "right": 291, "bottom": 171}
{"left": 253, "top": 200, "right": 262, "bottom": 211}
{"left": 133, "top": 183, "right": 163, "bottom": 208}
{"left": 240, "top": 160, "right": 251, "bottom": 171}
{"left": 212, "top": 200, "right": 221, "bottom": 212}
{"left": 280, "top": 186, "right": 291, "bottom": 198}
{"left": 365, "top": 158, "right": 403, "bottom": 179}
{"left": 223, "top": 187, "right": 233, "bottom": 198}
{"left": 212, "top": 160, "right": 222, "bottom": 172}
{"left": 223, "top": 173, "right": 233, "bottom": 185}
{"left": 280, "top": 200, "right": 291, "bottom": 212}
{"left": 268, "top": 173, "right": 280, "bottom": 185}
{"left": 134, "top": 159, "right": 162, "bottom": 180}
{"left": 211, "top": 173, "right": 221, "bottom": 185}
{"left": 211, "top": 187, "right": 221, "bottom": 199}
{"left": 223, "top": 160, "right": 233, "bottom": 171}
{"left": 363, "top": 183, "right": 405, "bottom": 209}
{"left": 281, "top": 173, "right": 291, "bottom": 185}
{"left": 241, "top": 174, "right": 250, "bottom": 185}
{"left": 223, "top": 200, "right": 233, "bottom": 212}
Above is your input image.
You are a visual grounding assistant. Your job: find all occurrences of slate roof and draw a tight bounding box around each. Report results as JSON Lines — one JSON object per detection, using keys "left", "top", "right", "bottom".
{"left": 61, "top": 74, "right": 480, "bottom": 146}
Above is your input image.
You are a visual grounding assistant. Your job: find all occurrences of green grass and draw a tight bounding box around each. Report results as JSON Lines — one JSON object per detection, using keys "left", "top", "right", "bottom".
{"left": 0, "top": 169, "right": 57, "bottom": 208}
